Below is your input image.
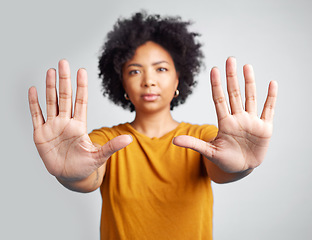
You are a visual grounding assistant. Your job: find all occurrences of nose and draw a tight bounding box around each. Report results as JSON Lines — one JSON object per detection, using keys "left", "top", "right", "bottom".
{"left": 142, "top": 71, "right": 156, "bottom": 87}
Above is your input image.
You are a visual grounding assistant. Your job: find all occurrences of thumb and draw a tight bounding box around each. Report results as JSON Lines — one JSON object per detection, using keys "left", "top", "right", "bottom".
{"left": 173, "top": 135, "right": 215, "bottom": 159}
{"left": 95, "top": 135, "right": 133, "bottom": 166}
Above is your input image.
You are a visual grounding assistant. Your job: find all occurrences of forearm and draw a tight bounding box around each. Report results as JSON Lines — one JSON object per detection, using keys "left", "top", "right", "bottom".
{"left": 204, "top": 158, "right": 253, "bottom": 184}
{"left": 57, "top": 164, "right": 106, "bottom": 193}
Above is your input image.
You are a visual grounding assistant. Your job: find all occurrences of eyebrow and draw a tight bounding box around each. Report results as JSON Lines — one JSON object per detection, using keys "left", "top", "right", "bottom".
{"left": 126, "top": 61, "right": 169, "bottom": 68}
{"left": 152, "top": 61, "right": 169, "bottom": 66}
{"left": 126, "top": 63, "right": 143, "bottom": 68}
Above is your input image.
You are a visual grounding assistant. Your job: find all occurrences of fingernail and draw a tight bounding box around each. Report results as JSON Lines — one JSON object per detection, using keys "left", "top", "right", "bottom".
{"left": 127, "top": 134, "right": 133, "bottom": 142}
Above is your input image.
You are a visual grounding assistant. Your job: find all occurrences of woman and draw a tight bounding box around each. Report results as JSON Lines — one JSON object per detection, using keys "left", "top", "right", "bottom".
{"left": 28, "top": 12, "right": 278, "bottom": 240}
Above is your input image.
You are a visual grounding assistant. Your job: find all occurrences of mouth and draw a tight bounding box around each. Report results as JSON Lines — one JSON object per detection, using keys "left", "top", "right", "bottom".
{"left": 141, "top": 93, "right": 160, "bottom": 101}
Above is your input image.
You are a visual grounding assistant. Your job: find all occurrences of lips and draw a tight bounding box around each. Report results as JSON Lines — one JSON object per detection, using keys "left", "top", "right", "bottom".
{"left": 141, "top": 93, "right": 159, "bottom": 101}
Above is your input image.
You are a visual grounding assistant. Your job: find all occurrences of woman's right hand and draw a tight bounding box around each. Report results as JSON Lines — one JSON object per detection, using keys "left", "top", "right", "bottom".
{"left": 28, "top": 60, "right": 132, "bottom": 183}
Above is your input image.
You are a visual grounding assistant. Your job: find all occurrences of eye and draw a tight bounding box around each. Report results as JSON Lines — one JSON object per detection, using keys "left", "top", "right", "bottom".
{"left": 157, "top": 67, "right": 168, "bottom": 72}
{"left": 129, "top": 69, "right": 140, "bottom": 75}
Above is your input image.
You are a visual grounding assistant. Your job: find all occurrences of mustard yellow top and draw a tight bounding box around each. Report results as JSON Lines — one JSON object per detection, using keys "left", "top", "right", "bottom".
{"left": 89, "top": 122, "right": 218, "bottom": 240}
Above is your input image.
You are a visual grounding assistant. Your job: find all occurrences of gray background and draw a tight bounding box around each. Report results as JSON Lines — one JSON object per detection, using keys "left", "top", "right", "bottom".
{"left": 1, "top": 0, "right": 311, "bottom": 239}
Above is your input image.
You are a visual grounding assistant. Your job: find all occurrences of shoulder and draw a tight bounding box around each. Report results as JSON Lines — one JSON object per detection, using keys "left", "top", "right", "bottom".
{"left": 88, "top": 123, "right": 131, "bottom": 145}
{"left": 178, "top": 122, "right": 218, "bottom": 141}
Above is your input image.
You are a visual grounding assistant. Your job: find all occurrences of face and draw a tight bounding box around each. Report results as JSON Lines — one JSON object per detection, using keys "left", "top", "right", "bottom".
{"left": 122, "top": 41, "right": 179, "bottom": 114}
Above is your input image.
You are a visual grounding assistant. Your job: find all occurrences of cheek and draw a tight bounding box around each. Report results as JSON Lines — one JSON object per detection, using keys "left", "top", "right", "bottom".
{"left": 174, "top": 78, "right": 179, "bottom": 89}
{"left": 162, "top": 80, "right": 178, "bottom": 97}
{"left": 122, "top": 75, "right": 133, "bottom": 90}
{"left": 169, "top": 75, "right": 179, "bottom": 90}
{"left": 124, "top": 81, "right": 140, "bottom": 97}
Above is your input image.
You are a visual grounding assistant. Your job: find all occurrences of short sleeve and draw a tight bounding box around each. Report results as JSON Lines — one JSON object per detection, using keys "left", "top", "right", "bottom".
{"left": 200, "top": 125, "right": 218, "bottom": 142}
{"left": 88, "top": 128, "right": 110, "bottom": 146}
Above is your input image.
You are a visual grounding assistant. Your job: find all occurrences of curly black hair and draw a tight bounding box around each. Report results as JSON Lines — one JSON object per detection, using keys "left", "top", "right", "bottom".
{"left": 98, "top": 11, "right": 204, "bottom": 112}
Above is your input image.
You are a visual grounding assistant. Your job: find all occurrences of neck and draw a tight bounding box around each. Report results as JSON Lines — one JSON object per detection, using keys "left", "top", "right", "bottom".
{"left": 131, "top": 109, "right": 179, "bottom": 138}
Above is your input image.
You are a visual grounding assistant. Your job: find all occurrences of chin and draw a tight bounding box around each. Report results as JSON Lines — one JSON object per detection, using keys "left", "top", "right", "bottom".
{"left": 135, "top": 104, "right": 170, "bottom": 114}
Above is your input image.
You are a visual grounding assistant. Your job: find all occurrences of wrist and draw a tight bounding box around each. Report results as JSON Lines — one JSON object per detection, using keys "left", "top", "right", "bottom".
{"left": 56, "top": 168, "right": 102, "bottom": 193}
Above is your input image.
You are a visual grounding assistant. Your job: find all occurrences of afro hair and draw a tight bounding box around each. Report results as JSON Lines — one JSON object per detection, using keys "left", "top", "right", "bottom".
{"left": 98, "top": 11, "right": 204, "bottom": 111}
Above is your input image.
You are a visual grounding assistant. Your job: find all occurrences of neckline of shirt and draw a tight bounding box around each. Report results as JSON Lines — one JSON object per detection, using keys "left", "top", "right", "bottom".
{"left": 124, "top": 122, "right": 187, "bottom": 141}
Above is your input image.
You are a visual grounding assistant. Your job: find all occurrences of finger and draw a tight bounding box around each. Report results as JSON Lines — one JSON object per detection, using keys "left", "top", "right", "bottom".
{"left": 58, "top": 59, "right": 72, "bottom": 118}
{"left": 226, "top": 57, "right": 243, "bottom": 114}
{"left": 173, "top": 135, "right": 215, "bottom": 160}
{"left": 95, "top": 135, "right": 133, "bottom": 165}
{"left": 260, "top": 81, "right": 278, "bottom": 122}
{"left": 73, "top": 68, "right": 88, "bottom": 122}
{"left": 243, "top": 64, "right": 257, "bottom": 115}
{"left": 210, "top": 67, "right": 229, "bottom": 121}
{"left": 28, "top": 86, "right": 45, "bottom": 130}
{"left": 46, "top": 68, "right": 58, "bottom": 120}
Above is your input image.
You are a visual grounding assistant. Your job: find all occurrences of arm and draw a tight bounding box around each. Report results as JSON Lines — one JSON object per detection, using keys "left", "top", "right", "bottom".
{"left": 173, "top": 57, "right": 278, "bottom": 183}
{"left": 203, "top": 159, "right": 253, "bottom": 184}
{"left": 28, "top": 60, "right": 132, "bottom": 193}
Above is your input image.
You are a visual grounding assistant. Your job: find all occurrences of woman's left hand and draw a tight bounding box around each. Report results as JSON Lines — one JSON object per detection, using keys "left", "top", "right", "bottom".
{"left": 173, "top": 57, "right": 278, "bottom": 173}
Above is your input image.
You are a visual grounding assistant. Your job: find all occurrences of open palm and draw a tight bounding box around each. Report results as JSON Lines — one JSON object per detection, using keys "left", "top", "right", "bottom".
{"left": 173, "top": 57, "right": 278, "bottom": 173}
{"left": 28, "top": 60, "right": 132, "bottom": 182}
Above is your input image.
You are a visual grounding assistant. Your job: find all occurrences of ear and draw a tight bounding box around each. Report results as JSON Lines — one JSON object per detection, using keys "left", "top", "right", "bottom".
{"left": 121, "top": 73, "right": 127, "bottom": 92}
{"left": 175, "top": 72, "right": 179, "bottom": 89}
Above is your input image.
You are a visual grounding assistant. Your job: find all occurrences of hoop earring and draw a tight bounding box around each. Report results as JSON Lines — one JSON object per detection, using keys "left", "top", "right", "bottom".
{"left": 174, "top": 89, "right": 179, "bottom": 98}
{"left": 124, "top": 93, "right": 130, "bottom": 100}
